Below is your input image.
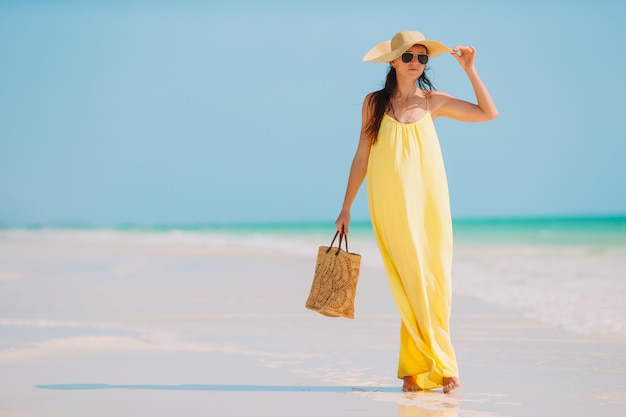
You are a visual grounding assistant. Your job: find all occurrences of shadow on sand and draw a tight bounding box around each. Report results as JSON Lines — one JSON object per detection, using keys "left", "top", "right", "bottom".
{"left": 36, "top": 384, "right": 460, "bottom": 416}
{"left": 36, "top": 383, "right": 400, "bottom": 392}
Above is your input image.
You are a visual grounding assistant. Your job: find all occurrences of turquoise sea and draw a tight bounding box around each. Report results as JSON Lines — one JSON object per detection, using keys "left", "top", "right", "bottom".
{"left": 164, "top": 215, "right": 621, "bottom": 246}
{"left": 16, "top": 215, "right": 623, "bottom": 246}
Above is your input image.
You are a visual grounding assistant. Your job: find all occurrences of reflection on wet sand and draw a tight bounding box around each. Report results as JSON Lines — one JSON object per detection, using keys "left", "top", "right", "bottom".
{"left": 399, "top": 403, "right": 458, "bottom": 417}
{"left": 398, "top": 392, "right": 459, "bottom": 417}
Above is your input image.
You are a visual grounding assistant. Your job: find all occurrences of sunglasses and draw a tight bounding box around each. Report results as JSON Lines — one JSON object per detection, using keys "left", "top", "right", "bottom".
{"left": 401, "top": 52, "right": 429, "bottom": 64}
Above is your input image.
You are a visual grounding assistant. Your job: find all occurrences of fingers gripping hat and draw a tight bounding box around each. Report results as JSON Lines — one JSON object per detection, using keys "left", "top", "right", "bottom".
{"left": 363, "top": 30, "right": 451, "bottom": 62}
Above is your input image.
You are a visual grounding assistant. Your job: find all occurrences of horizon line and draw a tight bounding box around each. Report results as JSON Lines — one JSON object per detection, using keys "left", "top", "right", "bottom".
{"left": 1, "top": 213, "right": 626, "bottom": 231}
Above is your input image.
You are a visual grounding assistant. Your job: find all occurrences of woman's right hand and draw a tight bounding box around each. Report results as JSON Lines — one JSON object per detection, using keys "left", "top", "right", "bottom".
{"left": 335, "top": 209, "right": 351, "bottom": 234}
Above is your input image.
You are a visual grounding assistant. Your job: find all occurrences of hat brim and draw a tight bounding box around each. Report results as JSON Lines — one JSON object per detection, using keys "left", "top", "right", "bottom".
{"left": 363, "top": 39, "right": 451, "bottom": 63}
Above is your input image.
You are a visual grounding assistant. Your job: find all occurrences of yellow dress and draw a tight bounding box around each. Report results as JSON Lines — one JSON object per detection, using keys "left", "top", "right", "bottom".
{"left": 366, "top": 105, "right": 458, "bottom": 390}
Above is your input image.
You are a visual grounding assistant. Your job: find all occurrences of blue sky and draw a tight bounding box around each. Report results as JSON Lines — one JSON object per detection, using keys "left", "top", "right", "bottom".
{"left": 1, "top": 0, "right": 624, "bottom": 227}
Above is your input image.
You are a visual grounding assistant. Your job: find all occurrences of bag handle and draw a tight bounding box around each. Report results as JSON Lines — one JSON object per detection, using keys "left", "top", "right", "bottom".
{"left": 326, "top": 229, "right": 350, "bottom": 255}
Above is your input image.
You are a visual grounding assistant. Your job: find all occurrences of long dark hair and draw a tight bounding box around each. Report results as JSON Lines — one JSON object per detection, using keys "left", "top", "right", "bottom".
{"left": 364, "top": 65, "right": 435, "bottom": 144}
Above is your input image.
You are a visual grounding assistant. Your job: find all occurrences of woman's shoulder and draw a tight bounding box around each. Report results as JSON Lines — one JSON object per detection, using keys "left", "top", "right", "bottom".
{"left": 429, "top": 90, "right": 452, "bottom": 99}
{"left": 428, "top": 90, "right": 455, "bottom": 106}
{"left": 362, "top": 91, "right": 379, "bottom": 108}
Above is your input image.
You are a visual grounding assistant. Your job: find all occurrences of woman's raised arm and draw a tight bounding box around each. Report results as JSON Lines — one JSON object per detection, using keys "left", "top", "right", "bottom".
{"left": 431, "top": 45, "right": 498, "bottom": 122}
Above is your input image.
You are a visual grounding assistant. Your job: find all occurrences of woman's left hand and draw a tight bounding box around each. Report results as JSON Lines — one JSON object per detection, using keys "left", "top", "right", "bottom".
{"left": 451, "top": 45, "right": 476, "bottom": 70}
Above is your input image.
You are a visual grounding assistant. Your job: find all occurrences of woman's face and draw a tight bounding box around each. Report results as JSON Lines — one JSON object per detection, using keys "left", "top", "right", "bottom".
{"left": 391, "top": 44, "right": 428, "bottom": 78}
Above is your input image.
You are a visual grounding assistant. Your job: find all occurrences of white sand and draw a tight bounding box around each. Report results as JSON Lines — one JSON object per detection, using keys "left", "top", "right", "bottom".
{"left": 0, "top": 230, "right": 625, "bottom": 416}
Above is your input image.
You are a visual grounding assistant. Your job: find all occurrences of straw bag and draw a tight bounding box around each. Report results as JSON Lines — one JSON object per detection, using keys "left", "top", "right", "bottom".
{"left": 306, "top": 231, "right": 361, "bottom": 319}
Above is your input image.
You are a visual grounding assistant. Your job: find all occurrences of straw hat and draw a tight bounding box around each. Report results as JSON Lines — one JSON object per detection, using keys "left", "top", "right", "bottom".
{"left": 363, "top": 30, "right": 451, "bottom": 63}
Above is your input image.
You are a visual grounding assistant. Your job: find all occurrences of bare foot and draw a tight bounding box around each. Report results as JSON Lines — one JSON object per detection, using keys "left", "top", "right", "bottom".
{"left": 402, "top": 376, "right": 422, "bottom": 392}
{"left": 442, "top": 376, "right": 461, "bottom": 394}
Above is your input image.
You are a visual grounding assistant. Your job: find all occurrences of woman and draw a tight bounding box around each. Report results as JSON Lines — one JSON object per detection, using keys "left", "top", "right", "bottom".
{"left": 335, "top": 30, "right": 498, "bottom": 393}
